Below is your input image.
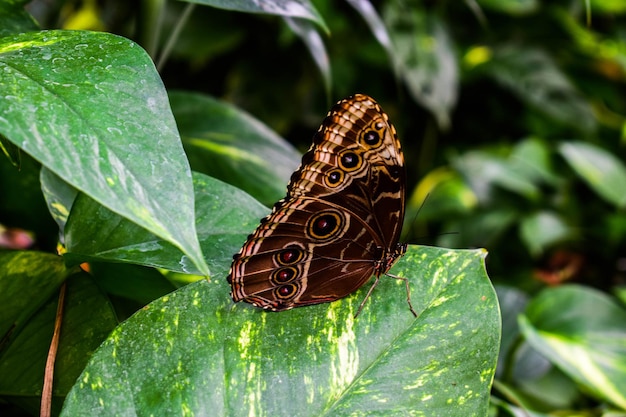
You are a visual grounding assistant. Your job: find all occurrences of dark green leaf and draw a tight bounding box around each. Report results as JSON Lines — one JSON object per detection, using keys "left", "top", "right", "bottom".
{"left": 170, "top": 91, "right": 300, "bottom": 207}
{"left": 0, "top": 151, "right": 57, "bottom": 242}
{"left": 519, "top": 285, "right": 626, "bottom": 409}
{"left": 438, "top": 209, "right": 517, "bottom": 249}
{"left": 0, "top": 252, "right": 118, "bottom": 413}
{"left": 0, "top": 30, "right": 208, "bottom": 275}
{"left": 40, "top": 167, "right": 78, "bottom": 233}
{"left": 494, "top": 285, "right": 528, "bottom": 379}
{"left": 90, "top": 262, "right": 176, "bottom": 305}
{"left": 509, "top": 138, "right": 560, "bottom": 187}
{"left": 61, "top": 246, "right": 500, "bottom": 416}
{"left": 0, "top": 251, "right": 67, "bottom": 338}
{"left": 0, "top": 1, "right": 38, "bottom": 37}
{"left": 64, "top": 172, "right": 269, "bottom": 278}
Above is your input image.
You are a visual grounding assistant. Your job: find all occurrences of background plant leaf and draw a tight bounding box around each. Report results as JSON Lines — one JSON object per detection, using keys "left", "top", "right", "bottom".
{"left": 482, "top": 46, "right": 596, "bottom": 134}
{"left": 519, "top": 211, "right": 571, "bottom": 257}
{"left": 559, "top": 141, "right": 626, "bottom": 208}
{"left": 0, "top": 0, "right": 39, "bottom": 37}
{"left": 284, "top": 17, "right": 331, "bottom": 97}
{"left": 186, "top": 0, "right": 328, "bottom": 32}
{"left": 384, "top": 6, "right": 458, "bottom": 129}
{"left": 39, "top": 167, "right": 78, "bottom": 234}
{"left": 60, "top": 245, "right": 500, "bottom": 417}
{"left": 170, "top": 91, "right": 300, "bottom": 207}
{"left": 519, "top": 285, "right": 626, "bottom": 410}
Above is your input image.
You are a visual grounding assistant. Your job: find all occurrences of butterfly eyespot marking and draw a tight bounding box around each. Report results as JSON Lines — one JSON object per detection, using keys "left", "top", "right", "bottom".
{"left": 276, "top": 247, "right": 303, "bottom": 265}
{"left": 307, "top": 211, "right": 342, "bottom": 240}
{"left": 339, "top": 151, "right": 361, "bottom": 171}
{"left": 325, "top": 169, "right": 344, "bottom": 187}
{"left": 271, "top": 267, "right": 298, "bottom": 284}
{"left": 276, "top": 284, "right": 298, "bottom": 299}
{"left": 362, "top": 130, "right": 381, "bottom": 146}
{"left": 389, "top": 165, "right": 403, "bottom": 179}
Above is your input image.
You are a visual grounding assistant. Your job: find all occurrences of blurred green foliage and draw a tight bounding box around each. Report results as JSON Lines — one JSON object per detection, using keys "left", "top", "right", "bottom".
{"left": 1, "top": 0, "right": 626, "bottom": 416}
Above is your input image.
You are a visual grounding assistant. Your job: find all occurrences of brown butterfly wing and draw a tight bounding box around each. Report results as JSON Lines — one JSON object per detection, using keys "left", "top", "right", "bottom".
{"left": 227, "top": 94, "right": 405, "bottom": 311}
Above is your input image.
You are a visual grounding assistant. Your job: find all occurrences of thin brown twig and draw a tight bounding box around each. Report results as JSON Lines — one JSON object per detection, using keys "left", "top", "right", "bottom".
{"left": 40, "top": 281, "right": 67, "bottom": 417}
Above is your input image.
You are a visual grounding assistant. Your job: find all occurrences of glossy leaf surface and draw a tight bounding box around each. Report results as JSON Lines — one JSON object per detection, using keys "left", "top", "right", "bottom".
{"left": 0, "top": 30, "right": 208, "bottom": 275}
{"left": 61, "top": 246, "right": 500, "bottom": 417}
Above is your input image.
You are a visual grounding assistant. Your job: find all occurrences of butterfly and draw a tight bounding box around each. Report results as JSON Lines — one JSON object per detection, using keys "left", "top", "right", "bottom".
{"left": 227, "top": 94, "right": 415, "bottom": 316}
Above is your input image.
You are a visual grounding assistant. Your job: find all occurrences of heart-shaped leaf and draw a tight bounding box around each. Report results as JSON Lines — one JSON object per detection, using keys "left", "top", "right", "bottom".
{"left": 61, "top": 245, "right": 500, "bottom": 416}
{"left": 0, "top": 30, "right": 208, "bottom": 275}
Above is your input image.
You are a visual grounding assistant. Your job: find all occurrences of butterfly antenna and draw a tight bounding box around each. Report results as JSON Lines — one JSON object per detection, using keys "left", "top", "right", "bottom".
{"left": 403, "top": 192, "right": 430, "bottom": 241}
{"left": 407, "top": 194, "right": 460, "bottom": 245}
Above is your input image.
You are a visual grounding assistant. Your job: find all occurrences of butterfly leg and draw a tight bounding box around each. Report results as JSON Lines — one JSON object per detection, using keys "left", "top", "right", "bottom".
{"left": 355, "top": 273, "right": 418, "bottom": 318}
{"left": 385, "top": 273, "right": 418, "bottom": 317}
{"left": 355, "top": 275, "right": 381, "bottom": 318}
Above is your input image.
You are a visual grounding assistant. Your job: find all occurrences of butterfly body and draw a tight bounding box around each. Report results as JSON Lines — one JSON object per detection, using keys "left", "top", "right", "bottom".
{"left": 227, "top": 94, "right": 408, "bottom": 313}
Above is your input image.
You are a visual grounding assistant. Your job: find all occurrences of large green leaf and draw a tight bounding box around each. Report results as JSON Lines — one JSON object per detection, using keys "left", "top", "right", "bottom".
{"left": 559, "top": 141, "right": 626, "bottom": 209}
{"left": 64, "top": 172, "right": 269, "bottom": 278}
{"left": 60, "top": 246, "right": 500, "bottom": 416}
{"left": 0, "top": 30, "right": 208, "bottom": 276}
{"left": 519, "top": 285, "right": 626, "bottom": 410}
{"left": 170, "top": 91, "right": 300, "bottom": 207}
